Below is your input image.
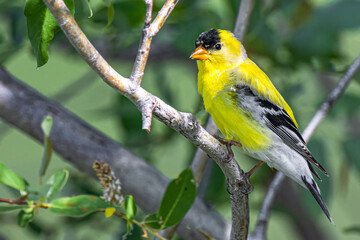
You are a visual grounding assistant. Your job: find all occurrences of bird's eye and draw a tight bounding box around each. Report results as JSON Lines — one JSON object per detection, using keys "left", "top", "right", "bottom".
{"left": 215, "top": 43, "right": 222, "bottom": 50}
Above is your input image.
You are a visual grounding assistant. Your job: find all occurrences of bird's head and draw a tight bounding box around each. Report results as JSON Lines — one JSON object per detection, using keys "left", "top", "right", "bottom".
{"left": 190, "top": 29, "right": 248, "bottom": 66}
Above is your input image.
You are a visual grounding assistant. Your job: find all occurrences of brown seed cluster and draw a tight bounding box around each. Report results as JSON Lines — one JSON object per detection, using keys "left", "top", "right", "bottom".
{"left": 93, "top": 161, "right": 124, "bottom": 204}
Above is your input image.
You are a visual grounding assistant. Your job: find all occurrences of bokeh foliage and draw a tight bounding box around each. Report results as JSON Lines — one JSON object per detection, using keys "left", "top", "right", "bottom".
{"left": 1, "top": 0, "right": 360, "bottom": 239}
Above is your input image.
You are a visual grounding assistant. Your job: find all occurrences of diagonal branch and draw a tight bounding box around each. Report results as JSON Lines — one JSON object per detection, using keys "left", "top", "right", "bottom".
{"left": 249, "top": 54, "right": 360, "bottom": 240}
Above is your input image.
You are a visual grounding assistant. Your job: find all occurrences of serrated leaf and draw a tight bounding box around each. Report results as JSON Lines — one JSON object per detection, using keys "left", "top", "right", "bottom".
{"left": 45, "top": 169, "right": 69, "bottom": 201}
{"left": 0, "top": 204, "right": 29, "bottom": 213}
{"left": 17, "top": 208, "right": 35, "bottom": 227}
{"left": 24, "top": 0, "right": 74, "bottom": 67}
{"left": 39, "top": 116, "right": 53, "bottom": 178}
{"left": 49, "top": 195, "right": 112, "bottom": 217}
{"left": 0, "top": 162, "right": 28, "bottom": 191}
{"left": 125, "top": 195, "right": 136, "bottom": 220}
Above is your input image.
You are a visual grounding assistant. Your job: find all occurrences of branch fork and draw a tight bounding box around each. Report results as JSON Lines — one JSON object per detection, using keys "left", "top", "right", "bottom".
{"left": 128, "top": 0, "right": 179, "bottom": 132}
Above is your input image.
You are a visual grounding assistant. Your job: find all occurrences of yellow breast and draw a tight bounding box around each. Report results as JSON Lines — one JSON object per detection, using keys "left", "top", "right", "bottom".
{"left": 197, "top": 60, "right": 272, "bottom": 151}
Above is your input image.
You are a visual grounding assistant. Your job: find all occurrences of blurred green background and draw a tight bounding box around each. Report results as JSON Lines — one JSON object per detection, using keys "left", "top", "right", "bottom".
{"left": 1, "top": 0, "right": 360, "bottom": 239}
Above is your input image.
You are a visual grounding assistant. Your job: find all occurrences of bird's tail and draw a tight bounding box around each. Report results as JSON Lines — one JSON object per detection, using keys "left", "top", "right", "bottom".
{"left": 301, "top": 176, "right": 334, "bottom": 224}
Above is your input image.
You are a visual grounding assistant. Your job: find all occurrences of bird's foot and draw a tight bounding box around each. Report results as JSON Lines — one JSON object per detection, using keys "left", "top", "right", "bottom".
{"left": 226, "top": 177, "right": 254, "bottom": 195}
{"left": 243, "top": 180, "right": 254, "bottom": 194}
{"left": 239, "top": 161, "right": 265, "bottom": 194}
{"left": 213, "top": 135, "right": 241, "bottom": 161}
{"left": 213, "top": 135, "right": 242, "bottom": 148}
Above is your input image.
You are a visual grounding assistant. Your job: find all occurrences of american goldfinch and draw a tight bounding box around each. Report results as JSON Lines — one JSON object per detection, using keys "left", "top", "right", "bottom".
{"left": 190, "top": 29, "right": 333, "bottom": 223}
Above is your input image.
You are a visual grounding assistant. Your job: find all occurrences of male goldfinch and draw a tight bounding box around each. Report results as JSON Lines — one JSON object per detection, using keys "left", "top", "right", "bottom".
{"left": 190, "top": 29, "right": 333, "bottom": 223}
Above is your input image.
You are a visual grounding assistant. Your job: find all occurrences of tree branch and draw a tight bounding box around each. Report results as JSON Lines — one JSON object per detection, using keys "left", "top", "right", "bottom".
{"left": 234, "top": 0, "right": 254, "bottom": 41}
{"left": 0, "top": 67, "right": 230, "bottom": 240}
{"left": 0, "top": 71, "right": 97, "bottom": 141}
{"left": 249, "top": 54, "right": 360, "bottom": 240}
{"left": 191, "top": 117, "right": 218, "bottom": 186}
{"left": 129, "top": 0, "right": 153, "bottom": 86}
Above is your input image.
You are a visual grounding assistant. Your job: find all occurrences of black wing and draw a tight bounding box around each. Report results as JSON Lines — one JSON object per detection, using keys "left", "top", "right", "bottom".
{"left": 231, "top": 84, "right": 328, "bottom": 179}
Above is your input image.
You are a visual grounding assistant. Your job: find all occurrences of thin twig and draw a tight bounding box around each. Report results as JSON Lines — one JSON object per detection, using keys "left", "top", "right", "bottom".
{"left": 149, "top": 0, "right": 178, "bottom": 37}
{"left": 234, "top": 0, "right": 254, "bottom": 41}
{"left": 129, "top": 0, "right": 153, "bottom": 86}
{"left": 248, "top": 173, "right": 285, "bottom": 240}
{"left": 0, "top": 197, "right": 27, "bottom": 205}
{"left": 302, "top": 55, "right": 360, "bottom": 141}
{"left": 130, "top": 0, "right": 178, "bottom": 87}
{"left": 249, "top": 54, "right": 360, "bottom": 240}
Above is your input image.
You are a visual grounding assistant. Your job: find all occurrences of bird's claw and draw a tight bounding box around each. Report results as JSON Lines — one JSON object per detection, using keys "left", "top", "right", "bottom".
{"left": 226, "top": 176, "right": 254, "bottom": 195}
{"left": 242, "top": 178, "right": 254, "bottom": 194}
{"left": 213, "top": 135, "right": 241, "bottom": 162}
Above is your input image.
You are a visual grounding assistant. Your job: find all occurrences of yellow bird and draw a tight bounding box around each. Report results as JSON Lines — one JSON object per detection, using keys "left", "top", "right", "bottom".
{"left": 190, "top": 29, "right": 333, "bottom": 223}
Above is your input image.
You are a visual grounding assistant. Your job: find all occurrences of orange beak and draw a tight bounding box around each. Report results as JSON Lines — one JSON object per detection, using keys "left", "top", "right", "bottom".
{"left": 190, "top": 46, "right": 209, "bottom": 60}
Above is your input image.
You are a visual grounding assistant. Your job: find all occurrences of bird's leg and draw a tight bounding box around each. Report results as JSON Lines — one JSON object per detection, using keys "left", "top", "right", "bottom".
{"left": 246, "top": 161, "right": 264, "bottom": 178}
{"left": 213, "top": 135, "right": 242, "bottom": 148}
{"left": 213, "top": 135, "right": 241, "bottom": 161}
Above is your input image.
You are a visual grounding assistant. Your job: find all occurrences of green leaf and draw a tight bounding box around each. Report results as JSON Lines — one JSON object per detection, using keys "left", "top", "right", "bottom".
{"left": 107, "top": 4, "right": 115, "bottom": 27}
{"left": 87, "top": 0, "right": 93, "bottom": 18}
{"left": 44, "top": 169, "right": 69, "bottom": 201}
{"left": 41, "top": 115, "right": 53, "bottom": 136}
{"left": 145, "top": 168, "right": 196, "bottom": 229}
{"left": 39, "top": 116, "right": 53, "bottom": 178}
{"left": 24, "top": 0, "right": 74, "bottom": 67}
{"left": 0, "top": 162, "right": 28, "bottom": 191}
{"left": 124, "top": 195, "right": 137, "bottom": 220}
{"left": 49, "top": 195, "right": 112, "bottom": 217}
{"left": 17, "top": 208, "right": 35, "bottom": 227}
{"left": 0, "top": 204, "right": 29, "bottom": 213}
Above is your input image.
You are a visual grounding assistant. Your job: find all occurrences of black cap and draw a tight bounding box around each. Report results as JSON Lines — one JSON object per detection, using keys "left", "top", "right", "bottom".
{"left": 195, "top": 29, "right": 220, "bottom": 50}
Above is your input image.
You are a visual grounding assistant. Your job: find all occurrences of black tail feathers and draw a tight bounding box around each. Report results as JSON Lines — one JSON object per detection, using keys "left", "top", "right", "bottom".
{"left": 301, "top": 176, "right": 334, "bottom": 224}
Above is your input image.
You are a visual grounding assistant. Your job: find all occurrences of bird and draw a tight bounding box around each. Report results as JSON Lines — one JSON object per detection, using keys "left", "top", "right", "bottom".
{"left": 190, "top": 29, "right": 333, "bottom": 223}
